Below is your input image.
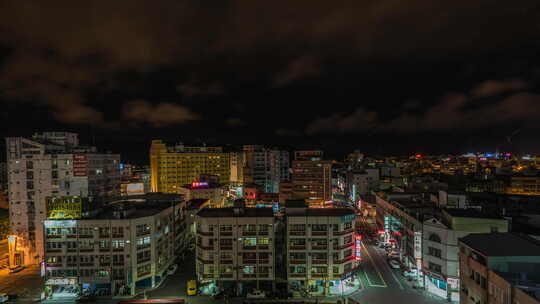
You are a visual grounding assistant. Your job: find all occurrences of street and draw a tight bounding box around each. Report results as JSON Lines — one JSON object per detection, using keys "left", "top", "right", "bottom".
{"left": 352, "top": 243, "right": 448, "bottom": 304}
{"left": 0, "top": 264, "right": 43, "bottom": 302}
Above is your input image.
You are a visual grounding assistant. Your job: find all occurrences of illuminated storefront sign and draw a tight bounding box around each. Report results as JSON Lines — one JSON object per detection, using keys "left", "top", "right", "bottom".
{"left": 46, "top": 278, "right": 77, "bottom": 285}
{"left": 73, "top": 154, "right": 88, "bottom": 177}
{"left": 46, "top": 196, "right": 83, "bottom": 219}
{"left": 44, "top": 220, "right": 77, "bottom": 228}
{"left": 191, "top": 181, "right": 209, "bottom": 189}
{"left": 340, "top": 214, "right": 355, "bottom": 222}
{"left": 354, "top": 235, "right": 362, "bottom": 260}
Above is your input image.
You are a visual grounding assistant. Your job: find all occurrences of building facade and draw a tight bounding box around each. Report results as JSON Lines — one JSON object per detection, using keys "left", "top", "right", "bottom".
{"left": 195, "top": 206, "right": 275, "bottom": 295}
{"left": 150, "top": 140, "right": 230, "bottom": 193}
{"left": 459, "top": 233, "right": 540, "bottom": 304}
{"left": 43, "top": 194, "right": 187, "bottom": 297}
{"left": 243, "top": 145, "right": 290, "bottom": 194}
{"left": 291, "top": 151, "right": 332, "bottom": 206}
{"left": 6, "top": 132, "right": 121, "bottom": 265}
{"left": 422, "top": 210, "right": 509, "bottom": 302}
{"left": 286, "top": 206, "right": 359, "bottom": 296}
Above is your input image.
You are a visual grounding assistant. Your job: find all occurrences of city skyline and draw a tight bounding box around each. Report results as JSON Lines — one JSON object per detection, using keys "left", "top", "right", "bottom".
{"left": 1, "top": 1, "right": 540, "bottom": 163}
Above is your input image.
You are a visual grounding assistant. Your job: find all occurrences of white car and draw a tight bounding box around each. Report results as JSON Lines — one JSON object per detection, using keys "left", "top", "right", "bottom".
{"left": 246, "top": 289, "right": 265, "bottom": 298}
{"left": 167, "top": 264, "right": 178, "bottom": 275}
{"left": 403, "top": 270, "right": 416, "bottom": 278}
{"left": 388, "top": 259, "right": 401, "bottom": 269}
{"left": 0, "top": 293, "right": 8, "bottom": 303}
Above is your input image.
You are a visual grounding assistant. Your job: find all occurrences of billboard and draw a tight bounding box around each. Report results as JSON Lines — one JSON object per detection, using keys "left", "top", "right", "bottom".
{"left": 126, "top": 183, "right": 145, "bottom": 196}
{"left": 73, "top": 154, "right": 88, "bottom": 177}
{"left": 46, "top": 196, "right": 83, "bottom": 219}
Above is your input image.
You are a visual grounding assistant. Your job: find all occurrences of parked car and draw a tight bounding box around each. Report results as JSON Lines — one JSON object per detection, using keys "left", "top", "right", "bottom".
{"left": 0, "top": 293, "right": 8, "bottom": 303}
{"left": 211, "top": 291, "right": 224, "bottom": 300}
{"left": 9, "top": 266, "right": 24, "bottom": 274}
{"left": 167, "top": 264, "right": 178, "bottom": 275}
{"left": 388, "top": 259, "right": 401, "bottom": 269}
{"left": 246, "top": 289, "right": 265, "bottom": 298}
{"left": 187, "top": 280, "right": 197, "bottom": 296}
{"left": 403, "top": 269, "right": 416, "bottom": 278}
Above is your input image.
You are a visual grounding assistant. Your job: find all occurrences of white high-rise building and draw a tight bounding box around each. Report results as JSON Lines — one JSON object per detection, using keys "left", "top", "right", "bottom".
{"left": 6, "top": 132, "right": 121, "bottom": 265}
{"left": 243, "top": 145, "right": 290, "bottom": 194}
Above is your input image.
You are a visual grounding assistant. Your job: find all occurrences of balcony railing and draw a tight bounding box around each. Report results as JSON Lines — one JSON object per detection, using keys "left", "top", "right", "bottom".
{"left": 290, "top": 231, "right": 306, "bottom": 236}
{"left": 258, "top": 231, "right": 269, "bottom": 236}
{"left": 79, "top": 248, "right": 94, "bottom": 252}
{"left": 79, "top": 234, "right": 94, "bottom": 238}
{"left": 46, "top": 249, "right": 62, "bottom": 253}
{"left": 289, "top": 273, "right": 305, "bottom": 278}
{"left": 46, "top": 235, "right": 62, "bottom": 239}
{"left": 113, "top": 247, "right": 125, "bottom": 252}
{"left": 333, "top": 228, "right": 354, "bottom": 236}
{"left": 290, "top": 245, "right": 306, "bottom": 250}
{"left": 197, "top": 244, "right": 214, "bottom": 250}
{"left": 99, "top": 234, "right": 110, "bottom": 238}
{"left": 136, "top": 230, "right": 151, "bottom": 237}
{"left": 311, "top": 259, "right": 328, "bottom": 264}
{"left": 137, "top": 257, "right": 151, "bottom": 264}
{"left": 197, "top": 258, "right": 214, "bottom": 264}
{"left": 311, "top": 273, "right": 326, "bottom": 278}
{"left": 220, "top": 246, "right": 233, "bottom": 250}
{"left": 311, "top": 231, "right": 327, "bottom": 236}
{"left": 311, "top": 245, "right": 328, "bottom": 250}
{"left": 242, "top": 246, "right": 257, "bottom": 250}
{"left": 197, "top": 231, "right": 214, "bottom": 236}
{"left": 334, "top": 242, "right": 354, "bottom": 250}
{"left": 99, "top": 248, "right": 111, "bottom": 252}
{"left": 259, "top": 259, "right": 270, "bottom": 264}
{"left": 333, "top": 256, "right": 354, "bottom": 264}
{"left": 220, "top": 273, "right": 233, "bottom": 278}
{"left": 242, "top": 259, "right": 257, "bottom": 264}
{"left": 242, "top": 231, "right": 257, "bottom": 236}
{"left": 242, "top": 274, "right": 257, "bottom": 278}
{"left": 113, "top": 262, "right": 125, "bottom": 266}
{"left": 290, "top": 260, "right": 306, "bottom": 265}
{"left": 220, "top": 260, "right": 233, "bottom": 264}
{"left": 258, "top": 245, "right": 270, "bottom": 250}
{"left": 137, "top": 244, "right": 151, "bottom": 250}
{"left": 220, "top": 231, "right": 233, "bottom": 236}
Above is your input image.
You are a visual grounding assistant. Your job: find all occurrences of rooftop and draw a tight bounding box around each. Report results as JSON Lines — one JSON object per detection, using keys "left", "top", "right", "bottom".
{"left": 197, "top": 207, "right": 274, "bottom": 218}
{"left": 443, "top": 208, "right": 503, "bottom": 220}
{"left": 286, "top": 208, "right": 355, "bottom": 217}
{"left": 460, "top": 233, "right": 540, "bottom": 257}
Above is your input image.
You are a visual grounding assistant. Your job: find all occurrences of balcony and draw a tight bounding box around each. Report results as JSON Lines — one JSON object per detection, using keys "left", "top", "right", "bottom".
{"left": 137, "top": 257, "right": 151, "bottom": 264}
{"left": 202, "top": 274, "right": 215, "bottom": 279}
{"left": 258, "top": 273, "right": 270, "bottom": 278}
{"left": 311, "top": 231, "right": 327, "bottom": 236}
{"left": 46, "top": 249, "right": 62, "bottom": 253}
{"left": 46, "top": 263, "right": 62, "bottom": 267}
{"left": 67, "top": 263, "right": 77, "bottom": 267}
{"left": 197, "top": 258, "right": 214, "bottom": 264}
{"left": 136, "top": 231, "right": 151, "bottom": 237}
{"left": 197, "top": 231, "right": 214, "bottom": 237}
{"left": 311, "top": 259, "right": 327, "bottom": 265}
{"left": 242, "top": 259, "right": 257, "bottom": 264}
{"left": 219, "top": 246, "right": 233, "bottom": 251}
{"left": 311, "top": 273, "right": 326, "bottom": 278}
{"left": 259, "top": 259, "right": 270, "bottom": 264}
{"left": 290, "top": 231, "right": 306, "bottom": 236}
{"left": 290, "top": 245, "right": 306, "bottom": 250}
{"left": 333, "top": 228, "right": 354, "bottom": 236}
{"left": 80, "top": 262, "right": 94, "bottom": 267}
{"left": 112, "top": 234, "right": 124, "bottom": 238}
{"left": 242, "top": 246, "right": 257, "bottom": 250}
{"left": 289, "top": 260, "right": 306, "bottom": 265}
{"left": 258, "top": 245, "right": 269, "bottom": 250}
{"left": 311, "top": 245, "right": 328, "bottom": 250}
{"left": 113, "top": 247, "right": 125, "bottom": 252}
{"left": 100, "top": 262, "right": 111, "bottom": 267}
{"left": 137, "top": 244, "right": 151, "bottom": 250}
{"left": 99, "top": 234, "right": 110, "bottom": 238}
{"left": 67, "top": 249, "right": 77, "bottom": 253}
{"left": 333, "top": 242, "right": 354, "bottom": 250}
{"left": 220, "top": 273, "right": 233, "bottom": 278}
{"left": 220, "top": 260, "right": 233, "bottom": 264}
{"left": 258, "top": 231, "right": 269, "bottom": 236}
{"left": 242, "top": 231, "right": 257, "bottom": 236}
{"left": 220, "top": 232, "right": 233, "bottom": 236}
{"left": 99, "top": 248, "right": 111, "bottom": 252}
{"left": 78, "top": 234, "right": 94, "bottom": 239}
{"left": 79, "top": 248, "right": 94, "bottom": 253}
{"left": 66, "top": 234, "right": 77, "bottom": 239}
{"left": 242, "top": 274, "right": 257, "bottom": 278}
{"left": 46, "top": 235, "right": 62, "bottom": 239}
{"left": 197, "top": 244, "right": 214, "bottom": 251}
{"left": 333, "top": 256, "right": 354, "bottom": 264}
{"left": 113, "top": 262, "right": 125, "bottom": 266}
{"left": 289, "top": 273, "right": 306, "bottom": 278}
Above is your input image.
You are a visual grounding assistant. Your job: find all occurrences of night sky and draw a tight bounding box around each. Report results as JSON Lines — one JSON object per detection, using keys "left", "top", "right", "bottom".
{"left": 1, "top": 1, "right": 540, "bottom": 163}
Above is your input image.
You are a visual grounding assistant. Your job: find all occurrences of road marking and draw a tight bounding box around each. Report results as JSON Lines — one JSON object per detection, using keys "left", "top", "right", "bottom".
{"left": 389, "top": 267, "right": 404, "bottom": 289}
{"left": 361, "top": 242, "right": 387, "bottom": 288}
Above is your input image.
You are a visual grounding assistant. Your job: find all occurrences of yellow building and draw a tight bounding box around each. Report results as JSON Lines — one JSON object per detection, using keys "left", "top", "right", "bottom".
{"left": 150, "top": 140, "right": 230, "bottom": 193}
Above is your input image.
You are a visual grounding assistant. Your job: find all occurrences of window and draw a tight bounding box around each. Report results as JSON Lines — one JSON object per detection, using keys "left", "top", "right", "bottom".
{"left": 99, "top": 240, "right": 110, "bottom": 249}
{"left": 312, "top": 253, "right": 327, "bottom": 260}
{"left": 490, "top": 227, "right": 499, "bottom": 233}
{"left": 333, "top": 266, "right": 339, "bottom": 274}
{"left": 112, "top": 227, "right": 124, "bottom": 236}
{"left": 290, "top": 224, "right": 305, "bottom": 232}
{"left": 311, "top": 224, "right": 327, "bottom": 232}
{"left": 290, "top": 266, "right": 306, "bottom": 274}
{"left": 220, "top": 252, "right": 232, "bottom": 261}
{"left": 311, "top": 266, "right": 327, "bottom": 274}
{"left": 258, "top": 238, "right": 269, "bottom": 245}
{"left": 290, "top": 253, "right": 306, "bottom": 260}
{"left": 291, "top": 239, "right": 305, "bottom": 246}
{"left": 52, "top": 171, "right": 58, "bottom": 179}
{"left": 428, "top": 247, "right": 442, "bottom": 258}
{"left": 344, "top": 263, "right": 352, "bottom": 272}
{"left": 112, "top": 240, "right": 125, "bottom": 249}
{"left": 344, "top": 249, "right": 352, "bottom": 258}
{"left": 429, "top": 233, "right": 441, "bottom": 243}
{"left": 220, "top": 225, "right": 232, "bottom": 232}
{"left": 243, "top": 238, "right": 257, "bottom": 247}
{"left": 344, "top": 235, "right": 352, "bottom": 244}
{"left": 332, "top": 224, "right": 339, "bottom": 231}
{"left": 344, "top": 222, "right": 353, "bottom": 230}
{"left": 428, "top": 262, "right": 442, "bottom": 273}
{"left": 26, "top": 181, "right": 34, "bottom": 190}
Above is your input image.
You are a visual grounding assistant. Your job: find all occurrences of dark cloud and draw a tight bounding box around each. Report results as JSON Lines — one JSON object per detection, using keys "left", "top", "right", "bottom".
{"left": 122, "top": 100, "right": 199, "bottom": 127}
{"left": 307, "top": 91, "right": 540, "bottom": 134}
{"left": 176, "top": 83, "right": 225, "bottom": 97}
{"left": 470, "top": 79, "right": 528, "bottom": 98}
{"left": 274, "top": 55, "right": 320, "bottom": 86}
{"left": 225, "top": 118, "right": 246, "bottom": 127}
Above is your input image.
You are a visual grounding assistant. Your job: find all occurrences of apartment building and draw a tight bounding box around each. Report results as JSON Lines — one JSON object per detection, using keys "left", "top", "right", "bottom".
{"left": 150, "top": 140, "right": 230, "bottom": 193}
{"left": 43, "top": 194, "right": 187, "bottom": 297}
{"left": 286, "top": 203, "right": 359, "bottom": 296}
{"left": 423, "top": 209, "right": 509, "bottom": 302}
{"left": 243, "top": 145, "right": 290, "bottom": 194}
{"left": 6, "top": 132, "right": 121, "bottom": 265}
{"left": 459, "top": 233, "right": 540, "bottom": 304}
{"left": 291, "top": 151, "right": 332, "bottom": 206}
{"left": 195, "top": 205, "right": 275, "bottom": 295}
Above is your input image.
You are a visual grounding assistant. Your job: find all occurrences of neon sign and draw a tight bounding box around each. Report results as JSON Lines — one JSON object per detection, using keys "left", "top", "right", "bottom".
{"left": 354, "top": 235, "right": 362, "bottom": 261}
{"left": 191, "top": 181, "right": 209, "bottom": 189}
